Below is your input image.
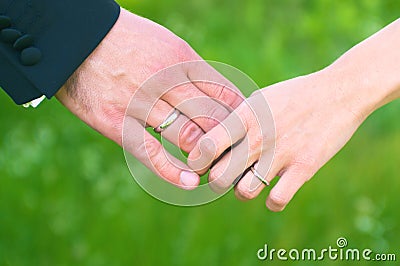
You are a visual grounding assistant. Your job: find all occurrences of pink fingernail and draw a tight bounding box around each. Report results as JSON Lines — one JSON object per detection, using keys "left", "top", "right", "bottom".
{"left": 180, "top": 171, "right": 199, "bottom": 188}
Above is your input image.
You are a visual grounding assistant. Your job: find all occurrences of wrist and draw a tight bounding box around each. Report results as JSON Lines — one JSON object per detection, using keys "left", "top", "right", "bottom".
{"left": 320, "top": 60, "right": 379, "bottom": 123}
{"left": 322, "top": 19, "right": 400, "bottom": 120}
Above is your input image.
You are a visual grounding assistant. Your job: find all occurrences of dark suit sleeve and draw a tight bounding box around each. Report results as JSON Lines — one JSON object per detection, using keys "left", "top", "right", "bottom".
{"left": 0, "top": 0, "right": 120, "bottom": 105}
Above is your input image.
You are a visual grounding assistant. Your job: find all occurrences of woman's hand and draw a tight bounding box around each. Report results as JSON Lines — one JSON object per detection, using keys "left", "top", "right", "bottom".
{"left": 188, "top": 18, "right": 400, "bottom": 210}
{"left": 188, "top": 69, "right": 368, "bottom": 210}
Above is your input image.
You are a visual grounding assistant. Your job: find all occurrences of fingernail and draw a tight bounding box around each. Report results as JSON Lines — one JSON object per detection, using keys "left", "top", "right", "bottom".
{"left": 180, "top": 171, "right": 199, "bottom": 188}
{"left": 200, "top": 138, "right": 216, "bottom": 156}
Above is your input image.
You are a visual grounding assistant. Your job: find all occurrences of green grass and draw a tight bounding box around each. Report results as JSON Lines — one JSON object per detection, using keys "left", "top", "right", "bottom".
{"left": 1, "top": 1, "right": 399, "bottom": 265}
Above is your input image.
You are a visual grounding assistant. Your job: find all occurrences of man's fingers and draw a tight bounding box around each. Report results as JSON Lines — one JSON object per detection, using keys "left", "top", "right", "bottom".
{"left": 160, "top": 114, "right": 204, "bottom": 153}
{"left": 123, "top": 116, "right": 200, "bottom": 190}
{"left": 128, "top": 99, "right": 204, "bottom": 153}
{"left": 147, "top": 101, "right": 204, "bottom": 152}
{"left": 185, "top": 60, "right": 245, "bottom": 109}
{"left": 266, "top": 168, "right": 311, "bottom": 212}
{"left": 187, "top": 108, "right": 247, "bottom": 174}
{"left": 193, "top": 81, "right": 244, "bottom": 110}
{"left": 162, "top": 82, "right": 232, "bottom": 132}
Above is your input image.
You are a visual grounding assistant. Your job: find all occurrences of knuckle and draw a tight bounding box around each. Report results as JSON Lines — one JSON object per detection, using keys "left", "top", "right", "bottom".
{"left": 250, "top": 133, "right": 265, "bottom": 150}
{"left": 206, "top": 105, "right": 229, "bottom": 123}
{"left": 174, "top": 38, "right": 197, "bottom": 60}
{"left": 223, "top": 87, "right": 243, "bottom": 109}
{"left": 211, "top": 84, "right": 225, "bottom": 101}
{"left": 247, "top": 133, "right": 270, "bottom": 154}
{"left": 176, "top": 38, "right": 190, "bottom": 51}
{"left": 135, "top": 137, "right": 162, "bottom": 161}
{"left": 240, "top": 108, "right": 258, "bottom": 132}
{"left": 291, "top": 154, "right": 318, "bottom": 176}
{"left": 212, "top": 85, "right": 237, "bottom": 106}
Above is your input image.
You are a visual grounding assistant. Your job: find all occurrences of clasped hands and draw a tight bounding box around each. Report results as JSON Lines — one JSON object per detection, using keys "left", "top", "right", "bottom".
{"left": 127, "top": 67, "right": 363, "bottom": 212}
{"left": 56, "top": 9, "right": 399, "bottom": 211}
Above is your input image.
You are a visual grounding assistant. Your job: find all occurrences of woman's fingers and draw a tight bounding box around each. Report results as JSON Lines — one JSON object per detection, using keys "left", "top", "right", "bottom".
{"left": 206, "top": 137, "right": 256, "bottom": 193}
{"left": 234, "top": 163, "right": 311, "bottom": 211}
{"left": 234, "top": 170, "right": 266, "bottom": 201}
{"left": 266, "top": 167, "right": 312, "bottom": 212}
{"left": 234, "top": 152, "right": 278, "bottom": 201}
{"left": 123, "top": 116, "right": 200, "bottom": 190}
{"left": 187, "top": 108, "right": 248, "bottom": 174}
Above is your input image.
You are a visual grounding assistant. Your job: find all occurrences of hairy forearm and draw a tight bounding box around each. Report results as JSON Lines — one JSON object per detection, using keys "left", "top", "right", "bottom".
{"left": 323, "top": 18, "right": 400, "bottom": 120}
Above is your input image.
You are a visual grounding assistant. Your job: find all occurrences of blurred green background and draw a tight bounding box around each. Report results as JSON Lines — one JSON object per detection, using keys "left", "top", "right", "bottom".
{"left": 1, "top": 0, "right": 399, "bottom": 265}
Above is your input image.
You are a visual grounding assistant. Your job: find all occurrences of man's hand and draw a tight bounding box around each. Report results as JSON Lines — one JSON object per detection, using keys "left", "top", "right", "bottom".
{"left": 56, "top": 8, "right": 243, "bottom": 189}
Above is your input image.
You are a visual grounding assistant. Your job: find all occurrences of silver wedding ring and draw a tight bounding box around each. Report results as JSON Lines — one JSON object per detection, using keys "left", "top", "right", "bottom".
{"left": 250, "top": 166, "right": 269, "bottom": 186}
{"left": 154, "top": 109, "right": 180, "bottom": 133}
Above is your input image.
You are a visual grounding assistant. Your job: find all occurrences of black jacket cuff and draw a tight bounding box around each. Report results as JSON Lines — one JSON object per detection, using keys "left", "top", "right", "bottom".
{"left": 0, "top": 0, "right": 121, "bottom": 105}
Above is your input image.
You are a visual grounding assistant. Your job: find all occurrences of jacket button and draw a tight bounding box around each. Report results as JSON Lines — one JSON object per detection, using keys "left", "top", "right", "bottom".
{"left": 21, "top": 47, "right": 42, "bottom": 66}
{"left": 0, "top": 16, "right": 11, "bottom": 30}
{"left": 1, "top": 28, "right": 22, "bottom": 43}
{"left": 13, "top": 34, "right": 34, "bottom": 50}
